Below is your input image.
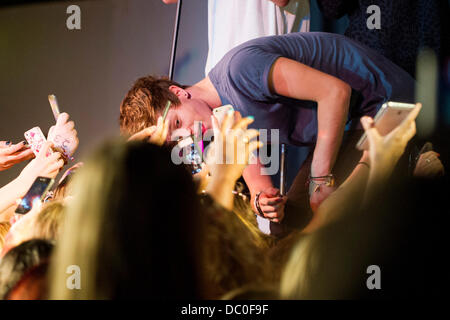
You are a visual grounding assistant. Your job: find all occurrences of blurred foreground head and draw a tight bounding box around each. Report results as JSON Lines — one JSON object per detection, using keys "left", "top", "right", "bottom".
{"left": 0, "top": 239, "right": 54, "bottom": 300}
{"left": 280, "top": 176, "right": 449, "bottom": 299}
{"left": 49, "top": 140, "right": 201, "bottom": 299}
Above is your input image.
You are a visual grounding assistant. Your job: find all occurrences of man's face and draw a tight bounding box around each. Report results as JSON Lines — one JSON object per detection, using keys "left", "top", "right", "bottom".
{"left": 164, "top": 90, "right": 213, "bottom": 142}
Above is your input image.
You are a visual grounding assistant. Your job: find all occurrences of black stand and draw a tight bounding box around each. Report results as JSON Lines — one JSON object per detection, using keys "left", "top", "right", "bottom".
{"left": 168, "top": 0, "right": 182, "bottom": 80}
{"left": 280, "top": 144, "right": 287, "bottom": 195}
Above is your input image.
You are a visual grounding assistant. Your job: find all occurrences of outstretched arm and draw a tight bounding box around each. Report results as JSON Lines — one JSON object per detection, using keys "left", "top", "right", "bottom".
{"left": 302, "top": 151, "right": 370, "bottom": 233}
{"left": 0, "top": 142, "right": 64, "bottom": 217}
{"left": 268, "top": 57, "right": 351, "bottom": 211}
{"left": 269, "top": 57, "right": 350, "bottom": 178}
{"left": 361, "top": 105, "right": 422, "bottom": 206}
{"left": 301, "top": 104, "right": 422, "bottom": 233}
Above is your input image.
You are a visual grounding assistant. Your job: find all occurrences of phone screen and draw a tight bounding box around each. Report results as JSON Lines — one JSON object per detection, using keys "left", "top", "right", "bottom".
{"left": 15, "top": 177, "right": 54, "bottom": 214}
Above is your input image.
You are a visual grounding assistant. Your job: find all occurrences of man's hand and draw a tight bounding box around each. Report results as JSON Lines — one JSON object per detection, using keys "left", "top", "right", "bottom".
{"left": 127, "top": 116, "right": 169, "bottom": 146}
{"left": 309, "top": 184, "right": 336, "bottom": 213}
{"left": 0, "top": 141, "right": 34, "bottom": 171}
{"left": 413, "top": 151, "right": 444, "bottom": 178}
{"left": 257, "top": 187, "right": 287, "bottom": 223}
{"left": 47, "top": 113, "right": 79, "bottom": 158}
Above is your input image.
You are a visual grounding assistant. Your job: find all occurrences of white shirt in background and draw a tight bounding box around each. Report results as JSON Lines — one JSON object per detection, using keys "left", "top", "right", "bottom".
{"left": 205, "top": 0, "right": 310, "bottom": 76}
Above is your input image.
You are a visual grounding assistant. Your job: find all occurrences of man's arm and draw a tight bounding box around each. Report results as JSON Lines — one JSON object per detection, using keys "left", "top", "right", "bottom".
{"left": 301, "top": 152, "right": 370, "bottom": 233}
{"left": 301, "top": 104, "right": 421, "bottom": 233}
{"left": 269, "top": 57, "right": 351, "bottom": 177}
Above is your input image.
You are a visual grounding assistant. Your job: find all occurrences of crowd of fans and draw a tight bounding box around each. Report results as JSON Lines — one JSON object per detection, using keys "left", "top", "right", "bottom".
{"left": 0, "top": 100, "right": 446, "bottom": 299}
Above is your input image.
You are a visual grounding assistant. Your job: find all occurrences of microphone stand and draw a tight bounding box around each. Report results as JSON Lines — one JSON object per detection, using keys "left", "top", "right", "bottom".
{"left": 280, "top": 144, "right": 287, "bottom": 196}
{"left": 168, "top": 0, "right": 182, "bottom": 81}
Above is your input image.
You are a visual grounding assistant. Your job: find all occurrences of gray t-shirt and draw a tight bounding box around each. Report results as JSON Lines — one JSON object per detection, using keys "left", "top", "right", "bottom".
{"left": 209, "top": 32, "right": 416, "bottom": 146}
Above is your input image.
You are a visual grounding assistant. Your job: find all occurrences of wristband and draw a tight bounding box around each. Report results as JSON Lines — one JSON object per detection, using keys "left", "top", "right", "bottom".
{"left": 254, "top": 191, "right": 265, "bottom": 217}
{"left": 307, "top": 174, "right": 335, "bottom": 195}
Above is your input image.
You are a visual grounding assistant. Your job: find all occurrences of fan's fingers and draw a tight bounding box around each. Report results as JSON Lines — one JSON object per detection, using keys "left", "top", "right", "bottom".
{"left": 38, "top": 141, "right": 54, "bottom": 159}
{"left": 221, "top": 110, "right": 234, "bottom": 136}
{"left": 232, "top": 116, "right": 254, "bottom": 131}
{"left": 243, "top": 129, "right": 260, "bottom": 142}
{"left": 247, "top": 141, "right": 263, "bottom": 157}
{"left": 361, "top": 116, "right": 380, "bottom": 148}
{"left": 56, "top": 112, "right": 69, "bottom": 126}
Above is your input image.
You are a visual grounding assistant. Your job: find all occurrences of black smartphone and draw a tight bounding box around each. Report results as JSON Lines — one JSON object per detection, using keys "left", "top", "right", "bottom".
{"left": 15, "top": 177, "right": 54, "bottom": 214}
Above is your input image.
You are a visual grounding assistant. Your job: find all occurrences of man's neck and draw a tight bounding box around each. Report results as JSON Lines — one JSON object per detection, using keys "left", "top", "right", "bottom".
{"left": 187, "top": 77, "right": 222, "bottom": 109}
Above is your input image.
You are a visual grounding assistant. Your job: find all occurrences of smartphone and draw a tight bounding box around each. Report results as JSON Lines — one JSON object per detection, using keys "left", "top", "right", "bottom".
{"left": 15, "top": 177, "right": 55, "bottom": 214}
{"left": 24, "top": 127, "right": 53, "bottom": 157}
{"left": 356, "top": 102, "right": 418, "bottom": 151}
{"left": 213, "top": 105, "right": 234, "bottom": 125}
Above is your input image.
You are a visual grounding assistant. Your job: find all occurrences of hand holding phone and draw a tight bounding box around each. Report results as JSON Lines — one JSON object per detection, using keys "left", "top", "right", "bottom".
{"left": 24, "top": 127, "right": 53, "bottom": 157}
{"left": 213, "top": 105, "right": 234, "bottom": 125}
{"left": 15, "top": 176, "right": 54, "bottom": 214}
{"left": 17, "top": 140, "right": 64, "bottom": 192}
{"left": 356, "top": 102, "right": 419, "bottom": 151}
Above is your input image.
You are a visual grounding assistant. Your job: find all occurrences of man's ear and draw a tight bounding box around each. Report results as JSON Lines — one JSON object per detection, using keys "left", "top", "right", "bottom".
{"left": 169, "top": 85, "right": 190, "bottom": 99}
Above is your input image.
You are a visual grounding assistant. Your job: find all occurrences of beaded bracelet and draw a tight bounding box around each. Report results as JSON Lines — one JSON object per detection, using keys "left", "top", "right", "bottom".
{"left": 254, "top": 191, "right": 265, "bottom": 217}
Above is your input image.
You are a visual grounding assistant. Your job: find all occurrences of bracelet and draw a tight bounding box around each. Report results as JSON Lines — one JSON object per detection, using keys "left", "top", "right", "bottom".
{"left": 357, "top": 161, "right": 370, "bottom": 169}
{"left": 309, "top": 174, "right": 334, "bottom": 180}
{"left": 308, "top": 174, "right": 335, "bottom": 185}
{"left": 307, "top": 174, "right": 335, "bottom": 195}
{"left": 254, "top": 191, "right": 265, "bottom": 217}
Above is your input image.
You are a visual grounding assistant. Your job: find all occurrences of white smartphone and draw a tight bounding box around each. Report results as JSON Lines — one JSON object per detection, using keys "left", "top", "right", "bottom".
{"left": 24, "top": 127, "right": 53, "bottom": 157}
{"left": 356, "top": 101, "right": 418, "bottom": 151}
{"left": 212, "top": 104, "right": 234, "bottom": 125}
